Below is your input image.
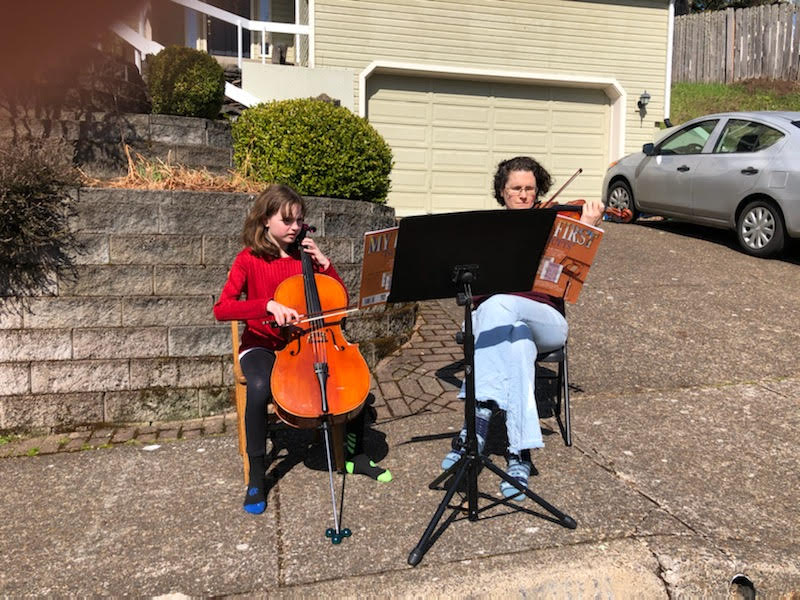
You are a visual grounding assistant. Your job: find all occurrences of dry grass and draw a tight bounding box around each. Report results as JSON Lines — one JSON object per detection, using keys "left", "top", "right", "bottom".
{"left": 80, "top": 145, "right": 263, "bottom": 193}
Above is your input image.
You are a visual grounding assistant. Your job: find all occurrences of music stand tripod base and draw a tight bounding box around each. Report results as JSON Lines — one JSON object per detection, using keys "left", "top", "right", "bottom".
{"left": 407, "top": 272, "right": 576, "bottom": 566}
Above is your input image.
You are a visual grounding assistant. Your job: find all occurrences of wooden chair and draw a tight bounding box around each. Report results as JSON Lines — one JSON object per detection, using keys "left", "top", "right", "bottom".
{"left": 230, "top": 321, "right": 346, "bottom": 485}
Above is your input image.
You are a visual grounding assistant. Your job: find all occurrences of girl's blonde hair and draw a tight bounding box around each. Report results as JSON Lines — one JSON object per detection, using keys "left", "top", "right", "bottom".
{"left": 242, "top": 184, "right": 307, "bottom": 259}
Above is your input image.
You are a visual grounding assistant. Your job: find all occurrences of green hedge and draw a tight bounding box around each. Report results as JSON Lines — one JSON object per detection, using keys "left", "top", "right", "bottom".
{"left": 232, "top": 99, "right": 393, "bottom": 203}
{"left": 146, "top": 46, "right": 225, "bottom": 119}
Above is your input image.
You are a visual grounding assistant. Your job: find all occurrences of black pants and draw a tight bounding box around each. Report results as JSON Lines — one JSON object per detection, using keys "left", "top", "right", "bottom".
{"left": 240, "top": 348, "right": 366, "bottom": 457}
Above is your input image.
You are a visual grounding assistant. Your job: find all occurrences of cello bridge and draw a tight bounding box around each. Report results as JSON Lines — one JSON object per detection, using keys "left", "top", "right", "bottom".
{"left": 306, "top": 330, "right": 329, "bottom": 345}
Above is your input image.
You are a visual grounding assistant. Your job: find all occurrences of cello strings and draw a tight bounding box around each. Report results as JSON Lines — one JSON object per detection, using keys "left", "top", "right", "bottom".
{"left": 310, "top": 277, "right": 329, "bottom": 367}
{"left": 304, "top": 271, "right": 331, "bottom": 411}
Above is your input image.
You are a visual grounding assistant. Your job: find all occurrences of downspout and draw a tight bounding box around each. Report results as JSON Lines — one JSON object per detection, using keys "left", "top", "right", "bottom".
{"left": 664, "top": 0, "right": 675, "bottom": 126}
{"left": 294, "top": 0, "right": 300, "bottom": 65}
{"left": 309, "top": 0, "right": 315, "bottom": 67}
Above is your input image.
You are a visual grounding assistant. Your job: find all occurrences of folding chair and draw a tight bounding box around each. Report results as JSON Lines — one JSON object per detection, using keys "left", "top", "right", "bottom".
{"left": 536, "top": 341, "right": 571, "bottom": 446}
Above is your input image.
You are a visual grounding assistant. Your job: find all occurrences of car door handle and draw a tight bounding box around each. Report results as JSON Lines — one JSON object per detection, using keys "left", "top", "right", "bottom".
{"left": 741, "top": 167, "right": 759, "bottom": 175}
{"left": 677, "top": 165, "right": 690, "bottom": 172}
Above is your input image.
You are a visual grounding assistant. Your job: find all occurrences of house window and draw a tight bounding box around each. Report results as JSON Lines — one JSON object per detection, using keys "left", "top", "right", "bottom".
{"left": 206, "top": 0, "right": 251, "bottom": 58}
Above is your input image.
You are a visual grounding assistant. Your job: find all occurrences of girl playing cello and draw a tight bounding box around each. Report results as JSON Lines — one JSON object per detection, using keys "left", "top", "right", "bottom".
{"left": 214, "top": 184, "right": 391, "bottom": 515}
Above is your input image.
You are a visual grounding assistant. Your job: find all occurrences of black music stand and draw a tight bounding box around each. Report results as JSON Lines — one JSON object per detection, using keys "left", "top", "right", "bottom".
{"left": 387, "top": 208, "right": 578, "bottom": 567}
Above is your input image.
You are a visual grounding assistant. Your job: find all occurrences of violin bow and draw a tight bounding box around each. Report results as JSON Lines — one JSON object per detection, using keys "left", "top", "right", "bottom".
{"left": 538, "top": 167, "right": 634, "bottom": 223}
{"left": 540, "top": 168, "right": 582, "bottom": 208}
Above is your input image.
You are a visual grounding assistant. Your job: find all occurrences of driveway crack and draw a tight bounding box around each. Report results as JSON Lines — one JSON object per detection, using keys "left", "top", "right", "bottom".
{"left": 574, "top": 441, "right": 715, "bottom": 544}
{"left": 275, "top": 483, "right": 285, "bottom": 587}
{"left": 578, "top": 440, "right": 754, "bottom": 568}
{"left": 647, "top": 543, "right": 676, "bottom": 600}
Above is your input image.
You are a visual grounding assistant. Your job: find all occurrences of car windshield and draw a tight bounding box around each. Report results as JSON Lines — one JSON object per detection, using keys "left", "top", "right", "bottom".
{"left": 713, "top": 119, "right": 784, "bottom": 153}
{"left": 659, "top": 120, "right": 719, "bottom": 155}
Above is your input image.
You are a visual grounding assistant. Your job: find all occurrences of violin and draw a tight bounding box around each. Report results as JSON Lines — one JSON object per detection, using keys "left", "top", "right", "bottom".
{"left": 270, "top": 224, "right": 370, "bottom": 429}
{"left": 539, "top": 168, "right": 634, "bottom": 223}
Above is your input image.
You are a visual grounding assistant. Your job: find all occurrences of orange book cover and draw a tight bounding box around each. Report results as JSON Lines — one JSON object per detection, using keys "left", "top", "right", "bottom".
{"left": 357, "top": 226, "right": 399, "bottom": 309}
{"left": 532, "top": 214, "right": 603, "bottom": 303}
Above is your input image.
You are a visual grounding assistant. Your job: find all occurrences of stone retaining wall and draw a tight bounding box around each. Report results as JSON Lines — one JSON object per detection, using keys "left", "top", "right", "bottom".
{"left": 0, "top": 113, "right": 233, "bottom": 178}
{"left": 0, "top": 188, "right": 415, "bottom": 433}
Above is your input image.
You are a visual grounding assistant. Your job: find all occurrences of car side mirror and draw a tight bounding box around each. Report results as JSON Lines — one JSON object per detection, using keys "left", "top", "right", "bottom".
{"left": 642, "top": 143, "right": 656, "bottom": 156}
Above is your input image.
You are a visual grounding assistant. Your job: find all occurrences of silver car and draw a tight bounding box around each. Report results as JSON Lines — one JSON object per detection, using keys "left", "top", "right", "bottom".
{"left": 602, "top": 111, "right": 800, "bottom": 257}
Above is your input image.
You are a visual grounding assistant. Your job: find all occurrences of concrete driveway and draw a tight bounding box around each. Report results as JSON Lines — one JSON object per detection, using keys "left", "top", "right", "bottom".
{"left": 1, "top": 219, "right": 798, "bottom": 598}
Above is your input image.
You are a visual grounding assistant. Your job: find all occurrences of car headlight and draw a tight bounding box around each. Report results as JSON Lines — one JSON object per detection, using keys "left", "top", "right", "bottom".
{"left": 607, "top": 160, "right": 619, "bottom": 169}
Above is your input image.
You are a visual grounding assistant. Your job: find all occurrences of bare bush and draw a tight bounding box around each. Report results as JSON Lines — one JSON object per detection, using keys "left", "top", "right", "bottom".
{"left": 0, "top": 139, "right": 80, "bottom": 304}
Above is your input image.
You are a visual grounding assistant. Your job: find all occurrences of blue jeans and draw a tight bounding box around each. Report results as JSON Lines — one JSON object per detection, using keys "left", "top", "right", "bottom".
{"left": 458, "top": 294, "right": 568, "bottom": 454}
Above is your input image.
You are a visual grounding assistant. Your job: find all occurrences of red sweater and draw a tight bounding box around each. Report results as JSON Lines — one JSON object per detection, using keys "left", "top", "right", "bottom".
{"left": 213, "top": 248, "right": 346, "bottom": 352}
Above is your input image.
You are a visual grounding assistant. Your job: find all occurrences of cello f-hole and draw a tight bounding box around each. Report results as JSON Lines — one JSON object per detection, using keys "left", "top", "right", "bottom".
{"left": 329, "top": 329, "right": 347, "bottom": 351}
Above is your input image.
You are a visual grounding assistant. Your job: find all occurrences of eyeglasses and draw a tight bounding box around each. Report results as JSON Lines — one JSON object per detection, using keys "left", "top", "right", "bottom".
{"left": 505, "top": 186, "right": 537, "bottom": 197}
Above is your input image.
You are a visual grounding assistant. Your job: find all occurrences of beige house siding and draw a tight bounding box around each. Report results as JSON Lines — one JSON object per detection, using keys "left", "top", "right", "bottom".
{"left": 368, "top": 74, "right": 610, "bottom": 214}
{"left": 314, "top": 0, "right": 669, "bottom": 158}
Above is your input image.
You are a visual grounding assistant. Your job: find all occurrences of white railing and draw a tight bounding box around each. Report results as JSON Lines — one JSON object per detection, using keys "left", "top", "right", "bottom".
{"left": 168, "top": 0, "right": 312, "bottom": 69}
{"left": 112, "top": 22, "right": 162, "bottom": 57}
{"left": 111, "top": 23, "right": 263, "bottom": 107}
{"left": 113, "top": 0, "right": 313, "bottom": 107}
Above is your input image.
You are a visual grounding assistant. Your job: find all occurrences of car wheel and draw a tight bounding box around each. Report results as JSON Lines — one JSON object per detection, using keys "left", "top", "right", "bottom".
{"left": 606, "top": 180, "right": 638, "bottom": 222}
{"left": 736, "top": 200, "right": 785, "bottom": 257}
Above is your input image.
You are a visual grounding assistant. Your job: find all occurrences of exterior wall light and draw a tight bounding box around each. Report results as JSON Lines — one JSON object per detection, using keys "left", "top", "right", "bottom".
{"left": 637, "top": 90, "right": 651, "bottom": 109}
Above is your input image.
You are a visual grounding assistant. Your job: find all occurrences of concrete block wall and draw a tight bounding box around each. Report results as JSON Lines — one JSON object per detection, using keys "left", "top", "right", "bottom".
{"left": 0, "top": 113, "right": 234, "bottom": 178}
{"left": 0, "top": 187, "right": 413, "bottom": 433}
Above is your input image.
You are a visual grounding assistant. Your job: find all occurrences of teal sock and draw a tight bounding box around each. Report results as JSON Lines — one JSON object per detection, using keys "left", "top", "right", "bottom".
{"left": 500, "top": 453, "right": 532, "bottom": 502}
{"left": 441, "top": 405, "right": 491, "bottom": 470}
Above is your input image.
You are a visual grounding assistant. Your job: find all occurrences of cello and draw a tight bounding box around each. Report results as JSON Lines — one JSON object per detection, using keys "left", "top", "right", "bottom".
{"left": 270, "top": 224, "right": 370, "bottom": 544}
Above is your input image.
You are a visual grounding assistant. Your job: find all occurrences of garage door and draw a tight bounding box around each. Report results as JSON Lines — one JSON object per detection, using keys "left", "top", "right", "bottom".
{"left": 366, "top": 74, "right": 610, "bottom": 216}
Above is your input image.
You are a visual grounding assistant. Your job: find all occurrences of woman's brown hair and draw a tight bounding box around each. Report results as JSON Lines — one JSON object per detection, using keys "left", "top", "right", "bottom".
{"left": 242, "top": 184, "right": 307, "bottom": 259}
{"left": 493, "top": 156, "right": 552, "bottom": 206}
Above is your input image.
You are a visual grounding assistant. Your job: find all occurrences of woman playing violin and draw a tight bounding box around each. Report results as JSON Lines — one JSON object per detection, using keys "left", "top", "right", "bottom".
{"left": 214, "top": 184, "right": 391, "bottom": 515}
{"left": 440, "top": 156, "right": 603, "bottom": 500}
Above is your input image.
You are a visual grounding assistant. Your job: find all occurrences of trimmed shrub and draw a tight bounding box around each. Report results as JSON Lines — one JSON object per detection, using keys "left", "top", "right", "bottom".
{"left": 146, "top": 46, "right": 225, "bottom": 119}
{"left": 0, "top": 139, "right": 80, "bottom": 300}
{"left": 232, "top": 99, "right": 393, "bottom": 203}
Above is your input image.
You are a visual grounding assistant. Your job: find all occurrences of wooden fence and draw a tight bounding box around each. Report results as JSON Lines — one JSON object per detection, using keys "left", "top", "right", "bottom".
{"left": 673, "top": 4, "right": 800, "bottom": 83}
